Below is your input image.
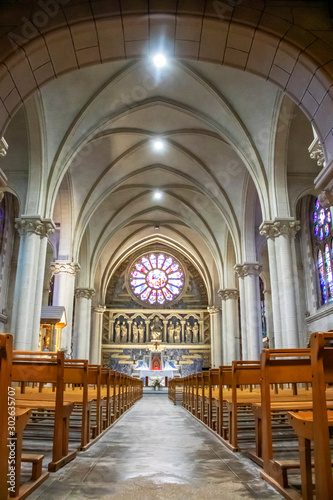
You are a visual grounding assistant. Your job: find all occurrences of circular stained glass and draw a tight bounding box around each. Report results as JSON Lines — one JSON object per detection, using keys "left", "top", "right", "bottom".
{"left": 129, "top": 253, "right": 185, "bottom": 305}
{"left": 313, "top": 199, "right": 332, "bottom": 241}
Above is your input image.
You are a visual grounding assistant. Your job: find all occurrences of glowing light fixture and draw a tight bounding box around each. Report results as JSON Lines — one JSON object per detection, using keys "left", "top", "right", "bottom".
{"left": 153, "top": 53, "right": 167, "bottom": 68}
{"left": 153, "top": 139, "right": 164, "bottom": 151}
{"left": 154, "top": 191, "right": 162, "bottom": 200}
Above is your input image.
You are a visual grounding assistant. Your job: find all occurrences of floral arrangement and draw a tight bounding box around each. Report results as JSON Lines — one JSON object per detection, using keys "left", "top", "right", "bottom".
{"left": 151, "top": 377, "right": 163, "bottom": 388}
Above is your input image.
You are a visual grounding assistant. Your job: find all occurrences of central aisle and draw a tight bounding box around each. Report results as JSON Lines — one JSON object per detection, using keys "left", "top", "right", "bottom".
{"left": 30, "top": 395, "right": 282, "bottom": 499}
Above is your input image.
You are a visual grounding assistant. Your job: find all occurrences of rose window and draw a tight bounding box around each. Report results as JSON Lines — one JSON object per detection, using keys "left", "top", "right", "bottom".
{"left": 130, "top": 253, "right": 184, "bottom": 305}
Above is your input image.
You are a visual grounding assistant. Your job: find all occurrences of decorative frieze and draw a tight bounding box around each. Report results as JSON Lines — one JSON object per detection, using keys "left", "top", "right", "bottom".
{"left": 75, "top": 288, "right": 95, "bottom": 300}
{"left": 259, "top": 218, "right": 300, "bottom": 239}
{"left": 218, "top": 289, "right": 239, "bottom": 301}
{"left": 50, "top": 260, "right": 81, "bottom": 276}
{"left": 15, "top": 216, "right": 56, "bottom": 237}
{"left": 234, "top": 263, "right": 262, "bottom": 278}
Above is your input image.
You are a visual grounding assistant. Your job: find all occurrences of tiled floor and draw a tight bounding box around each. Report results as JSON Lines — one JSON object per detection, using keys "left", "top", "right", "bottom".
{"left": 29, "top": 395, "right": 282, "bottom": 499}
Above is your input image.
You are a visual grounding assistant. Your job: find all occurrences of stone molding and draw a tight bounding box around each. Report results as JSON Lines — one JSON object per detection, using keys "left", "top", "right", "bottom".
{"left": 50, "top": 260, "right": 81, "bottom": 276}
{"left": 92, "top": 305, "right": 106, "bottom": 314}
{"left": 318, "top": 189, "right": 333, "bottom": 208}
{"left": 218, "top": 288, "right": 239, "bottom": 301}
{"left": 308, "top": 136, "right": 325, "bottom": 167}
{"left": 259, "top": 218, "right": 300, "bottom": 239}
{"left": 207, "top": 306, "right": 220, "bottom": 315}
{"left": 234, "top": 263, "right": 262, "bottom": 278}
{"left": 0, "top": 137, "right": 8, "bottom": 157}
{"left": 75, "top": 288, "right": 95, "bottom": 300}
{"left": 15, "top": 216, "right": 56, "bottom": 238}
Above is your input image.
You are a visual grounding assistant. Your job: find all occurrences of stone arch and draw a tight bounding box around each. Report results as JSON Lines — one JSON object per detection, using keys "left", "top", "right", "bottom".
{"left": 0, "top": 6, "right": 332, "bottom": 186}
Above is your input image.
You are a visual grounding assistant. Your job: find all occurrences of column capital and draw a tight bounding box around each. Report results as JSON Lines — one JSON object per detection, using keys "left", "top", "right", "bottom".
{"left": 259, "top": 218, "right": 300, "bottom": 239}
{"left": 15, "top": 216, "right": 56, "bottom": 237}
{"left": 50, "top": 260, "right": 81, "bottom": 276}
{"left": 308, "top": 135, "right": 325, "bottom": 167}
{"left": 218, "top": 288, "right": 239, "bottom": 301}
{"left": 234, "top": 263, "right": 262, "bottom": 278}
{"left": 207, "top": 306, "right": 220, "bottom": 315}
{"left": 318, "top": 189, "right": 333, "bottom": 208}
{"left": 75, "top": 288, "right": 95, "bottom": 300}
{"left": 92, "top": 305, "right": 106, "bottom": 314}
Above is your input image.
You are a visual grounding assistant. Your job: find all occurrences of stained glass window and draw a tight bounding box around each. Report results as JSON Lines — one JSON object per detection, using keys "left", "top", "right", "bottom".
{"left": 130, "top": 253, "right": 184, "bottom": 305}
{"left": 312, "top": 198, "right": 333, "bottom": 305}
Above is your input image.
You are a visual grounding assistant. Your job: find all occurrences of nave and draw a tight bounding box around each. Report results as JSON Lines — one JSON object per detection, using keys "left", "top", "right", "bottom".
{"left": 28, "top": 395, "right": 281, "bottom": 500}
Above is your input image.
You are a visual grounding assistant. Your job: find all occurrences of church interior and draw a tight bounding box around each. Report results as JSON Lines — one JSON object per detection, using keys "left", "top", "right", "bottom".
{"left": 0, "top": 1, "right": 333, "bottom": 499}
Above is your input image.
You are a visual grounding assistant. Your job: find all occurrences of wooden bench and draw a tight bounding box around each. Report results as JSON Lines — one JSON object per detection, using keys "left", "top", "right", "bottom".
{"left": 12, "top": 350, "right": 77, "bottom": 472}
{"left": 287, "top": 332, "right": 333, "bottom": 500}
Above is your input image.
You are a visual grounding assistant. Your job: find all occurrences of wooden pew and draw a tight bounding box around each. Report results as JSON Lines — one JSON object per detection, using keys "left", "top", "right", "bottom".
{"left": 257, "top": 348, "right": 318, "bottom": 496}
{"left": 12, "top": 350, "right": 76, "bottom": 472}
{"left": 0, "top": 335, "right": 49, "bottom": 500}
{"left": 288, "top": 332, "right": 333, "bottom": 500}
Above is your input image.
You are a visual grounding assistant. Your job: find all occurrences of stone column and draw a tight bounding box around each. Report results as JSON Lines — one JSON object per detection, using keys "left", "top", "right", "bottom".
{"left": 73, "top": 288, "right": 95, "bottom": 360}
{"left": 207, "top": 306, "right": 222, "bottom": 368}
{"left": 127, "top": 320, "right": 133, "bottom": 343}
{"left": 145, "top": 320, "right": 150, "bottom": 342}
{"left": 11, "top": 216, "right": 55, "bottom": 350}
{"left": 234, "top": 268, "right": 247, "bottom": 360}
{"left": 199, "top": 319, "right": 204, "bottom": 343}
{"left": 180, "top": 320, "right": 186, "bottom": 343}
{"left": 90, "top": 306, "right": 105, "bottom": 364}
{"left": 260, "top": 219, "right": 300, "bottom": 349}
{"left": 50, "top": 260, "right": 80, "bottom": 355}
{"left": 259, "top": 222, "right": 282, "bottom": 348}
{"left": 163, "top": 320, "right": 168, "bottom": 343}
{"left": 219, "top": 289, "right": 239, "bottom": 365}
{"left": 235, "top": 263, "right": 262, "bottom": 360}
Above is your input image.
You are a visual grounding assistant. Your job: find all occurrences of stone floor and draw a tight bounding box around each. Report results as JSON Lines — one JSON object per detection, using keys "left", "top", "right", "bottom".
{"left": 29, "top": 395, "right": 283, "bottom": 500}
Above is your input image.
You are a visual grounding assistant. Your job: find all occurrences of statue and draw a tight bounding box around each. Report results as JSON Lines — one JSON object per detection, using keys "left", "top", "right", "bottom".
{"left": 115, "top": 320, "right": 121, "bottom": 343}
{"left": 192, "top": 322, "right": 199, "bottom": 343}
{"left": 138, "top": 321, "right": 145, "bottom": 343}
{"left": 150, "top": 315, "right": 163, "bottom": 341}
{"left": 174, "top": 321, "right": 181, "bottom": 343}
{"left": 168, "top": 322, "right": 174, "bottom": 343}
{"left": 185, "top": 322, "right": 192, "bottom": 343}
{"left": 121, "top": 322, "right": 127, "bottom": 343}
{"left": 132, "top": 321, "right": 138, "bottom": 343}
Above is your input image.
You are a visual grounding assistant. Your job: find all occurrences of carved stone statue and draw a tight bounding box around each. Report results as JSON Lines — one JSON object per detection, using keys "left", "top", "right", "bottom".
{"left": 185, "top": 322, "right": 192, "bottom": 343}
{"left": 192, "top": 322, "right": 199, "bottom": 343}
{"left": 115, "top": 320, "right": 121, "bottom": 343}
{"left": 150, "top": 315, "right": 163, "bottom": 341}
{"left": 168, "top": 322, "right": 174, "bottom": 343}
{"left": 121, "top": 322, "right": 127, "bottom": 343}
{"left": 174, "top": 321, "right": 181, "bottom": 343}
{"left": 132, "top": 321, "right": 138, "bottom": 343}
{"left": 138, "top": 321, "right": 145, "bottom": 343}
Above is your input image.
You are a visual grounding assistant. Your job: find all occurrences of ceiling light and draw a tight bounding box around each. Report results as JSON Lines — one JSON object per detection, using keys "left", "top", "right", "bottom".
{"left": 154, "top": 191, "right": 162, "bottom": 200}
{"left": 153, "top": 139, "right": 164, "bottom": 151}
{"left": 153, "top": 54, "right": 167, "bottom": 68}
{"left": 154, "top": 225, "right": 160, "bottom": 230}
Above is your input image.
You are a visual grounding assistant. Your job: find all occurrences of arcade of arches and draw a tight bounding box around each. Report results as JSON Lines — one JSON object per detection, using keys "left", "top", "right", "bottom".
{"left": 0, "top": 0, "right": 333, "bottom": 379}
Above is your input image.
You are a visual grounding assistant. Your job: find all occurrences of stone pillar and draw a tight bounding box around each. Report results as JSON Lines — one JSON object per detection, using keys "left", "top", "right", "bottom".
{"left": 235, "top": 263, "right": 262, "bottom": 360}
{"left": 218, "top": 289, "right": 239, "bottom": 365}
{"left": 73, "top": 288, "right": 95, "bottom": 359}
{"left": 50, "top": 260, "right": 80, "bottom": 355}
{"left": 207, "top": 306, "right": 222, "bottom": 368}
{"left": 145, "top": 320, "right": 150, "bottom": 342}
{"left": 11, "top": 216, "right": 55, "bottom": 350}
{"left": 235, "top": 271, "right": 247, "bottom": 360}
{"left": 163, "top": 320, "right": 168, "bottom": 342}
{"left": 127, "top": 320, "right": 132, "bottom": 343}
{"left": 199, "top": 319, "right": 204, "bottom": 343}
{"left": 260, "top": 219, "right": 300, "bottom": 349}
{"left": 90, "top": 306, "right": 105, "bottom": 364}
{"left": 180, "top": 320, "right": 186, "bottom": 343}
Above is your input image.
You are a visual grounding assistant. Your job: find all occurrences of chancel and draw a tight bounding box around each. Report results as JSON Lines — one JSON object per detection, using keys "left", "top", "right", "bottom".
{"left": 0, "top": 1, "right": 333, "bottom": 499}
